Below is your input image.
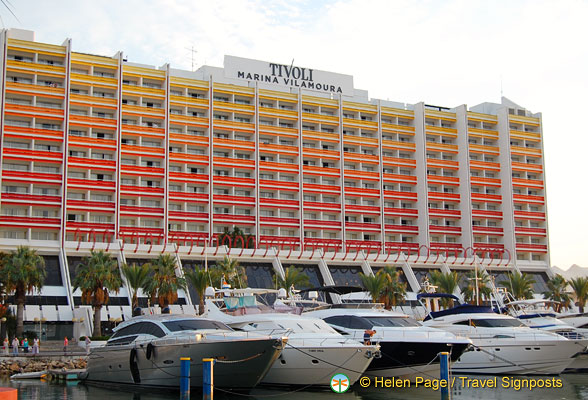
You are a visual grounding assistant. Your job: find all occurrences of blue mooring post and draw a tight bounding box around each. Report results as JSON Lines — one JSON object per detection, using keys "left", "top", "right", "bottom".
{"left": 180, "top": 357, "right": 191, "bottom": 400}
{"left": 440, "top": 351, "right": 450, "bottom": 400}
{"left": 203, "top": 358, "right": 215, "bottom": 400}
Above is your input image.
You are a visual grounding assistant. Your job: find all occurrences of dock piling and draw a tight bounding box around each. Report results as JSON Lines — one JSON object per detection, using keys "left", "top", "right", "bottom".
{"left": 180, "top": 357, "right": 191, "bottom": 400}
{"left": 202, "top": 358, "right": 215, "bottom": 400}
{"left": 440, "top": 351, "right": 450, "bottom": 400}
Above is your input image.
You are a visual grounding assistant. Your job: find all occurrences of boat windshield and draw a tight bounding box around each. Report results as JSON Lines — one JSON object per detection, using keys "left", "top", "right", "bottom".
{"left": 363, "top": 316, "right": 421, "bottom": 328}
{"left": 163, "top": 320, "right": 233, "bottom": 332}
{"left": 470, "top": 319, "right": 524, "bottom": 328}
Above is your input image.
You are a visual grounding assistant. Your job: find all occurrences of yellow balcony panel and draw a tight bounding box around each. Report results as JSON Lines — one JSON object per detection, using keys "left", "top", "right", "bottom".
{"left": 260, "top": 143, "right": 298, "bottom": 155}
{"left": 6, "top": 60, "right": 65, "bottom": 75}
{"left": 425, "top": 126, "right": 458, "bottom": 137}
{"left": 344, "top": 153, "right": 379, "bottom": 164}
{"left": 213, "top": 101, "right": 255, "bottom": 113}
{"left": 509, "top": 114, "right": 540, "bottom": 126}
{"left": 170, "top": 76, "right": 209, "bottom": 89}
{"left": 427, "top": 142, "right": 458, "bottom": 153}
{"left": 123, "top": 65, "right": 165, "bottom": 79}
{"left": 213, "top": 119, "right": 255, "bottom": 132}
{"left": 8, "top": 39, "right": 66, "bottom": 56}
{"left": 69, "top": 93, "right": 117, "bottom": 107}
{"left": 468, "top": 143, "right": 500, "bottom": 155}
{"left": 342, "top": 117, "right": 378, "bottom": 129}
{"left": 342, "top": 101, "right": 377, "bottom": 113}
{"left": 71, "top": 52, "right": 118, "bottom": 67}
{"left": 510, "top": 130, "right": 541, "bottom": 141}
{"left": 259, "top": 107, "right": 298, "bottom": 118}
{"left": 70, "top": 73, "right": 117, "bottom": 87}
{"left": 169, "top": 133, "right": 209, "bottom": 146}
{"left": 301, "top": 112, "right": 339, "bottom": 124}
{"left": 470, "top": 160, "right": 501, "bottom": 171}
{"left": 303, "top": 148, "right": 340, "bottom": 160}
{"left": 426, "top": 159, "right": 459, "bottom": 169}
{"left": 343, "top": 136, "right": 379, "bottom": 146}
{"left": 122, "top": 84, "right": 165, "bottom": 98}
{"left": 5, "top": 81, "right": 65, "bottom": 96}
{"left": 213, "top": 138, "right": 255, "bottom": 151}
{"left": 381, "top": 122, "right": 415, "bottom": 135}
{"left": 470, "top": 176, "right": 501, "bottom": 187}
{"left": 213, "top": 83, "right": 254, "bottom": 95}
{"left": 382, "top": 140, "right": 416, "bottom": 151}
{"left": 169, "top": 115, "right": 209, "bottom": 126}
{"left": 382, "top": 156, "right": 417, "bottom": 168}
{"left": 122, "top": 104, "right": 165, "bottom": 116}
{"left": 510, "top": 146, "right": 542, "bottom": 156}
{"left": 425, "top": 109, "right": 457, "bottom": 122}
{"left": 381, "top": 107, "right": 414, "bottom": 119}
{"left": 259, "top": 88, "right": 298, "bottom": 102}
{"left": 301, "top": 95, "right": 339, "bottom": 107}
{"left": 468, "top": 127, "right": 499, "bottom": 138}
{"left": 467, "top": 111, "right": 498, "bottom": 124}
{"left": 169, "top": 96, "right": 209, "bottom": 107}
{"left": 302, "top": 131, "right": 339, "bottom": 143}
{"left": 259, "top": 125, "right": 298, "bottom": 137}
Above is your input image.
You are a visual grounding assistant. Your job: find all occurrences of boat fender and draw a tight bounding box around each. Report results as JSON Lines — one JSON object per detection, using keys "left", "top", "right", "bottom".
{"left": 146, "top": 343, "right": 156, "bottom": 360}
{"left": 488, "top": 349, "right": 495, "bottom": 361}
{"left": 129, "top": 348, "right": 141, "bottom": 383}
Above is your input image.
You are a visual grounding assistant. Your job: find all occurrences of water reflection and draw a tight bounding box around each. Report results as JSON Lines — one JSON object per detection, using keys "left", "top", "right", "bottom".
{"left": 4, "top": 374, "right": 588, "bottom": 400}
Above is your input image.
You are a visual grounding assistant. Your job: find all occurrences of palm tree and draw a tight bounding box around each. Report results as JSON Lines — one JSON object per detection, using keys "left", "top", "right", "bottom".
{"left": 184, "top": 268, "right": 210, "bottom": 315}
{"left": 378, "top": 267, "right": 407, "bottom": 309}
{"left": 359, "top": 272, "right": 387, "bottom": 304}
{"left": 543, "top": 274, "right": 571, "bottom": 312}
{"left": 72, "top": 250, "right": 122, "bottom": 337}
{"left": 462, "top": 270, "right": 493, "bottom": 305}
{"left": 278, "top": 266, "right": 311, "bottom": 291}
{"left": 214, "top": 256, "right": 247, "bottom": 289}
{"left": 121, "top": 262, "right": 151, "bottom": 310}
{"left": 147, "top": 254, "right": 186, "bottom": 308}
{"left": 500, "top": 271, "right": 535, "bottom": 300}
{"left": 217, "top": 227, "right": 255, "bottom": 249}
{"left": 569, "top": 277, "right": 588, "bottom": 313}
{"left": 0, "top": 246, "right": 46, "bottom": 337}
{"left": 429, "top": 270, "right": 460, "bottom": 307}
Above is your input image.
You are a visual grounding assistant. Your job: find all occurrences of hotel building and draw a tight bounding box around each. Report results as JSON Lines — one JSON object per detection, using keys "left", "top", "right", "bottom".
{"left": 0, "top": 29, "right": 552, "bottom": 336}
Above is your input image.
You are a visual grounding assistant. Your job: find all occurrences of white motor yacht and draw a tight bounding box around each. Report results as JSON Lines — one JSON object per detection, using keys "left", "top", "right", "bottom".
{"left": 422, "top": 296, "right": 584, "bottom": 375}
{"left": 505, "top": 299, "right": 588, "bottom": 370}
{"left": 83, "top": 314, "right": 286, "bottom": 389}
{"left": 304, "top": 303, "right": 471, "bottom": 380}
{"left": 203, "top": 288, "right": 378, "bottom": 387}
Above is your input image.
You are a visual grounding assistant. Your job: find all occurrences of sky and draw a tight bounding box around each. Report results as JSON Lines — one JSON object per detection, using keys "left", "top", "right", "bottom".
{"left": 2, "top": 0, "right": 587, "bottom": 270}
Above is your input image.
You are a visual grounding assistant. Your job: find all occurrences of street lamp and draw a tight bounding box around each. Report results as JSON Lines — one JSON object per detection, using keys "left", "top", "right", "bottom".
{"left": 34, "top": 317, "right": 47, "bottom": 340}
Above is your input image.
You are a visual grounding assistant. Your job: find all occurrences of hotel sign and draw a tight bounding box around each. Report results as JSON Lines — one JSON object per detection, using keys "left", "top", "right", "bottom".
{"left": 224, "top": 55, "right": 354, "bottom": 96}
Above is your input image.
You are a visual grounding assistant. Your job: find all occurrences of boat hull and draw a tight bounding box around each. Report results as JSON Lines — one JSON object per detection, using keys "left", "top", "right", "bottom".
{"left": 365, "top": 341, "right": 468, "bottom": 380}
{"left": 84, "top": 337, "right": 283, "bottom": 389}
{"left": 261, "top": 344, "right": 374, "bottom": 386}
{"left": 451, "top": 338, "right": 578, "bottom": 375}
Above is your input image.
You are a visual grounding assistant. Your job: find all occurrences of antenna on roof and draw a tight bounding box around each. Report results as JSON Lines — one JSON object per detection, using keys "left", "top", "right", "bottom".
{"left": 185, "top": 45, "right": 198, "bottom": 71}
{"left": 500, "top": 74, "right": 503, "bottom": 98}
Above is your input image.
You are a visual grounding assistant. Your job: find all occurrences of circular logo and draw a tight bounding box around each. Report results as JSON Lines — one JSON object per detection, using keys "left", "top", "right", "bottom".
{"left": 330, "top": 373, "right": 350, "bottom": 393}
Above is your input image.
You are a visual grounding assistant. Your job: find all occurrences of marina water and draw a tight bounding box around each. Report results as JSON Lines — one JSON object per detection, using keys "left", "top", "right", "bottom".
{"left": 5, "top": 373, "right": 588, "bottom": 400}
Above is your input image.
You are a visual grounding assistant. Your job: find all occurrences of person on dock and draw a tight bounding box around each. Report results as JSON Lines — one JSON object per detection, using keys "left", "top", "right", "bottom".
{"left": 85, "top": 336, "right": 91, "bottom": 355}
{"left": 32, "top": 338, "right": 40, "bottom": 355}
{"left": 22, "top": 338, "right": 29, "bottom": 353}
{"left": 11, "top": 337, "right": 19, "bottom": 356}
{"left": 3, "top": 338, "right": 8, "bottom": 355}
{"left": 63, "top": 336, "right": 69, "bottom": 355}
